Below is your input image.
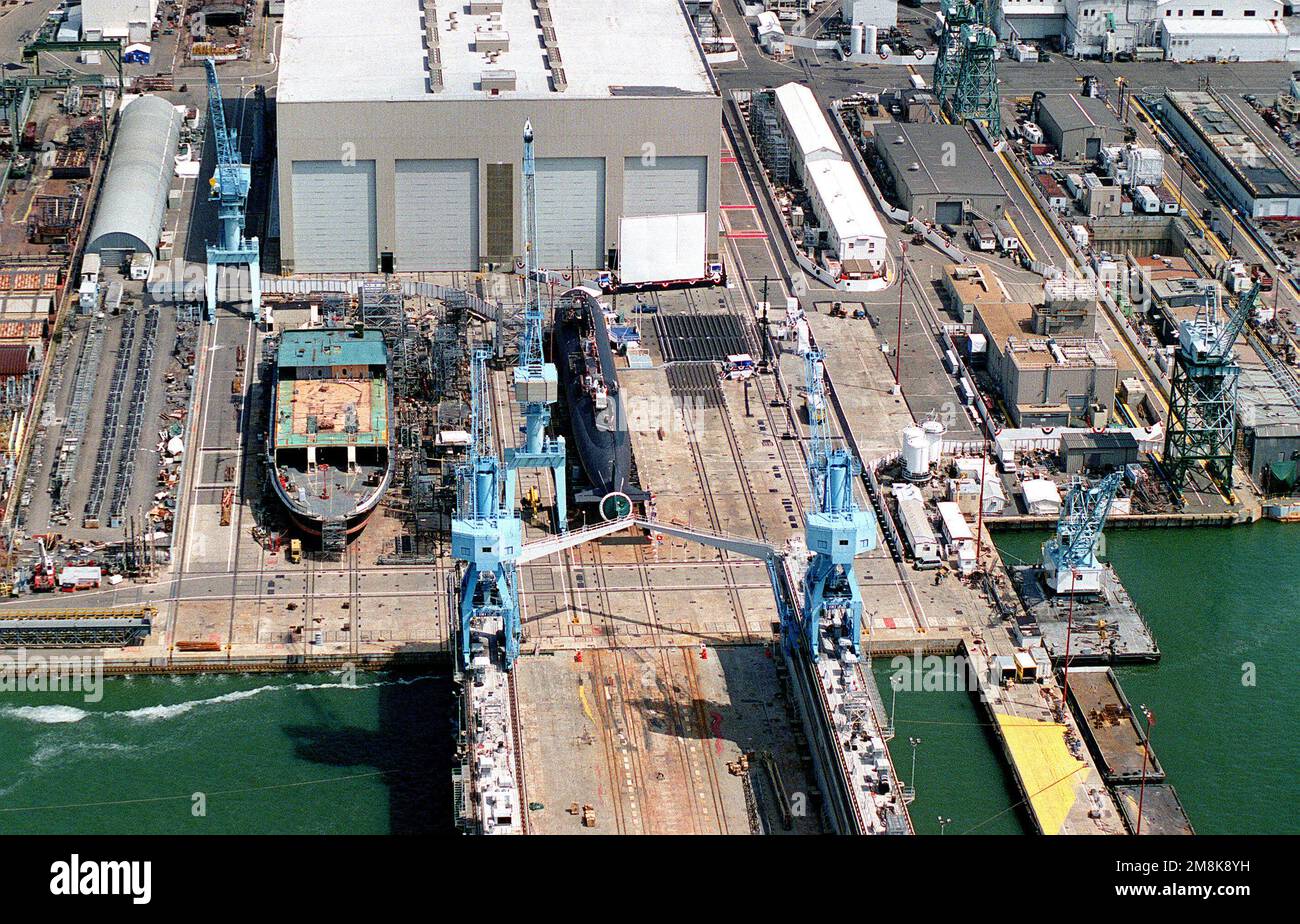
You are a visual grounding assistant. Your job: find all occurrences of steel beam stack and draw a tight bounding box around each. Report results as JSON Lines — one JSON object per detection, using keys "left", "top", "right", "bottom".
{"left": 50, "top": 316, "right": 104, "bottom": 513}
{"left": 84, "top": 311, "right": 138, "bottom": 526}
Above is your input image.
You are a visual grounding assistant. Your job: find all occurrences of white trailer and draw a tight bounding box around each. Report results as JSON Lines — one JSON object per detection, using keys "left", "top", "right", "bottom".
{"left": 896, "top": 497, "right": 941, "bottom": 569}
{"left": 936, "top": 501, "right": 976, "bottom": 574}
{"left": 992, "top": 218, "right": 1019, "bottom": 254}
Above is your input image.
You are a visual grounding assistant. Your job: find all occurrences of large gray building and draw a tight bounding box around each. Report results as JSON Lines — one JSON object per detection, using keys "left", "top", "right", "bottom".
{"left": 873, "top": 123, "right": 1006, "bottom": 224}
{"left": 275, "top": 0, "right": 722, "bottom": 274}
{"left": 1037, "top": 94, "right": 1125, "bottom": 162}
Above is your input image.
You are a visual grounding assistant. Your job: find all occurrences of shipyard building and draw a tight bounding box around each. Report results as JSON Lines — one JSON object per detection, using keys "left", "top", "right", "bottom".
{"left": 1161, "top": 90, "right": 1300, "bottom": 218}
{"left": 873, "top": 123, "right": 1007, "bottom": 224}
{"left": 275, "top": 0, "right": 722, "bottom": 275}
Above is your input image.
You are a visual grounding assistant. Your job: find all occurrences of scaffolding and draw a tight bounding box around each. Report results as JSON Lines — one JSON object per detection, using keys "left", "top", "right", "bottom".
{"left": 750, "top": 90, "right": 791, "bottom": 186}
{"left": 0, "top": 606, "right": 154, "bottom": 647}
{"left": 107, "top": 307, "right": 158, "bottom": 528}
{"left": 84, "top": 311, "right": 138, "bottom": 526}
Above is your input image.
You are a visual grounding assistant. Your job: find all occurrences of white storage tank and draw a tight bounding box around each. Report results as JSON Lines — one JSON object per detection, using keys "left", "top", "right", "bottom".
{"left": 902, "top": 426, "right": 930, "bottom": 481}
{"left": 922, "top": 420, "right": 945, "bottom": 462}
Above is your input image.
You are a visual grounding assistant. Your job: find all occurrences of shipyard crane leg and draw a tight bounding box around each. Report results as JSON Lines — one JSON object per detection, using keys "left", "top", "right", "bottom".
{"left": 505, "top": 119, "right": 568, "bottom": 532}
{"left": 800, "top": 351, "right": 877, "bottom": 660}
{"left": 203, "top": 58, "right": 260, "bottom": 323}
{"left": 452, "top": 350, "right": 525, "bottom": 671}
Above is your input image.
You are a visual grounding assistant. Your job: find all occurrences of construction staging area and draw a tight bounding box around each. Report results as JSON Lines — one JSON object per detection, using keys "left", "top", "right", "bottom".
{"left": 5, "top": 0, "right": 1300, "bottom": 841}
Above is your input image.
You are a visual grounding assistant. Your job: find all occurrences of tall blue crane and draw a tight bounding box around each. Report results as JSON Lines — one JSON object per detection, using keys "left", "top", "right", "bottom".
{"left": 504, "top": 120, "right": 567, "bottom": 532}
{"left": 1042, "top": 472, "right": 1122, "bottom": 595}
{"left": 451, "top": 349, "right": 524, "bottom": 670}
{"left": 204, "top": 58, "right": 261, "bottom": 324}
{"left": 798, "top": 351, "right": 877, "bottom": 658}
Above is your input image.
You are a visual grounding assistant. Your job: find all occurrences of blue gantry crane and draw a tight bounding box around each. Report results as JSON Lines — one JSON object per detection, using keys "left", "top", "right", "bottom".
{"left": 452, "top": 349, "right": 524, "bottom": 671}
{"left": 204, "top": 58, "right": 261, "bottom": 324}
{"left": 504, "top": 121, "right": 568, "bottom": 532}
{"left": 1042, "top": 471, "right": 1122, "bottom": 595}
{"left": 798, "top": 351, "right": 877, "bottom": 658}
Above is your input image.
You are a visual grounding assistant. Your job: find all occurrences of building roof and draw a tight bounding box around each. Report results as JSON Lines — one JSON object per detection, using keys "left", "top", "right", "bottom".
{"left": 874, "top": 122, "right": 1005, "bottom": 200}
{"left": 945, "top": 264, "right": 1007, "bottom": 305}
{"left": 277, "top": 328, "right": 388, "bottom": 368}
{"left": 1167, "top": 90, "right": 1300, "bottom": 201}
{"left": 1039, "top": 94, "right": 1122, "bottom": 134}
{"left": 1061, "top": 430, "right": 1139, "bottom": 452}
{"left": 805, "top": 159, "right": 885, "bottom": 245}
{"left": 0, "top": 344, "right": 31, "bottom": 377}
{"left": 774, "top": 82, "right": 842, "bottom": 162}
{"left": 279, "top": 0, "right": 715, "bottom": 103}
{"left": 1162, "top": 18, "right": 1288, "bottom": 39}
{"left": 85, "top": 95, "right": 179, "bottom": 258}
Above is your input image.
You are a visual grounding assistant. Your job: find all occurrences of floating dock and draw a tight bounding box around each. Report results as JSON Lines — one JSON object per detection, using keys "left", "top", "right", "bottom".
{"left": 1066, "top": 666, "right": 1163, "bottom": 784}
{"left": 1011, "top": 564, "right": 1160, "bottom": 664}
{"left": 1114, "top": 783, "right": 1196, "bottom": 835}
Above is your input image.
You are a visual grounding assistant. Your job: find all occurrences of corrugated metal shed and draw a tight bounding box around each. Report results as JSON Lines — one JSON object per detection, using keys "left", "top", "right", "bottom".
{"left": 85, "top": 95, "right": 180, "bottom": 258}
{"left": 0, "top": 344, "right": 31, "bottom": 377}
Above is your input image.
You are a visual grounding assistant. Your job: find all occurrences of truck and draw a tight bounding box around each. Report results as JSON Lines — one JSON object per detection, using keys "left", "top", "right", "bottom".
{"left": 287, "top": 538, "right": 302, "bottom": 563}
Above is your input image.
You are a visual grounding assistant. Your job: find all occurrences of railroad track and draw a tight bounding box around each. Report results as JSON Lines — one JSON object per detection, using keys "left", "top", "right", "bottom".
{"left": 672, "top": 647, "right": 732, "bottom": 833}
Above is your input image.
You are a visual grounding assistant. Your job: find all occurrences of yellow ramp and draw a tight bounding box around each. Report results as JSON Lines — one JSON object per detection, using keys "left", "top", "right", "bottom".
{"left": 995, "top": 713, "right": 1087, "bottom": 835}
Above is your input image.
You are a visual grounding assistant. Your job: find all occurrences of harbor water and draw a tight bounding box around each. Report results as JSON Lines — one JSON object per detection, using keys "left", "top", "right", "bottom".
{"left": 2, "top": 513, "right": 1293, "bottom": 837}
{"left": 872, "top": 661, "right": 1032, "bottom": 835}
{"left": 0, "top": 670, "right": 453, "bottom": 835}
{"left": 994, "top": 522, "right": 1300, "bottom": 835}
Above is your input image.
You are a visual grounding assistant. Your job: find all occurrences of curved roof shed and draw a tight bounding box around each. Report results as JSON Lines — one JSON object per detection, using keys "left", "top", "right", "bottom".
{"left": 85, "top": 95, "right": 180, "bottom": 258}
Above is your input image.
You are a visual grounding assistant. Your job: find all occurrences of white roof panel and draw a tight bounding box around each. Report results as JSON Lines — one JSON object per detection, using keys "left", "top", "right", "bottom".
{"left": 1162, "top": 18, "right": 1288, "bottom": 37}
{"left": 774, "top": 82, "right": 843, "bottom": 162}
{"left": 806, "top": 159, "right": 885, "bottom": 245}
{"left": 279, "top": 0, "right": 715, "bottom": 104}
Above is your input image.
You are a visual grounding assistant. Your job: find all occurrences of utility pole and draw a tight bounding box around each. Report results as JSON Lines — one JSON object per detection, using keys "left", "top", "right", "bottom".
{"left": 895, "top": 242, "right": 908, "bottom": 390}
{"left": 1136, "top": 704, "right": 1155, "bottom": 834}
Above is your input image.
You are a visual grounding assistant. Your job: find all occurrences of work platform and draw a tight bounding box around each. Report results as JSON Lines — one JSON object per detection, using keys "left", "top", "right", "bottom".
{"left": 1066, "top": 666, "right": 1163, "bottom": 785}
{"left": 514, "top": 645, "right": 821, "bottom": 835}
{"left": 1114, "top": 783, "right": 1196, "bottom": 835}
{"left": 1011, "top": 564, "right": 1160, "bottom": 664}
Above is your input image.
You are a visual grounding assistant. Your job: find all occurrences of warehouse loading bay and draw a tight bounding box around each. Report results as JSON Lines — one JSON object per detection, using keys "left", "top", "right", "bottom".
{"left": 4, "top": 0, "right": 1299, "bottom": 835}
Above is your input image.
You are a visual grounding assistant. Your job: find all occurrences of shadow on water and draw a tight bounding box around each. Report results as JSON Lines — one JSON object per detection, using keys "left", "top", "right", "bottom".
{"left": 282, "top": 665, "right": 455, "bottom": 834}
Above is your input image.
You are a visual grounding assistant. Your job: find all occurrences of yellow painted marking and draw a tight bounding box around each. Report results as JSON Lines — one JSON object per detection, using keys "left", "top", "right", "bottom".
{"left": 1000, "top": 210, "right": 1038, "bottom": 264}
{"left": 995, "top": 712, "right": 1087, "bottom": 835}
{"left": 578, "top": 681, "right": 595, "bottom": 724}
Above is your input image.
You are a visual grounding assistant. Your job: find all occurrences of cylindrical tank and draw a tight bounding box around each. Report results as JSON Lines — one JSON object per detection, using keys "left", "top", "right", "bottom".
{"left": 902, "top": 426, "right": 929, "bottom": 481}
{"left": 922, "top": 420, "right": 945, "bottom": 463}
{"left": 850, "top": 23, "right": 864, "bottom": 57}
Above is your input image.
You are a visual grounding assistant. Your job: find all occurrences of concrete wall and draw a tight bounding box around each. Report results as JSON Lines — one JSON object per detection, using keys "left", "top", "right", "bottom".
{"left": 276, "top": 95, "right": 722, "bottom": 273}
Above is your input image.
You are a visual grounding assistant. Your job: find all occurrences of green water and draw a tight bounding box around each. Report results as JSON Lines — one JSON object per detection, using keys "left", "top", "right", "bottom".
{"left": 872, "top": 662, "right": 1032, "bottom": 835}
{"left": 994, "top": 523, "right": 1300, "bottom": 835}
{"left": 0, "top": 671, "right": 453, "bottom": 834}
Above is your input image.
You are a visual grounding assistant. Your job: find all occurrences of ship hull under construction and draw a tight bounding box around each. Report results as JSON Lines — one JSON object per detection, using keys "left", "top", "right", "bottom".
{"left": 267, "top": 327, "right": 395, "bottom": 543}
{"left": 554, "top": 287, "right": 636, "bottom": 520}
